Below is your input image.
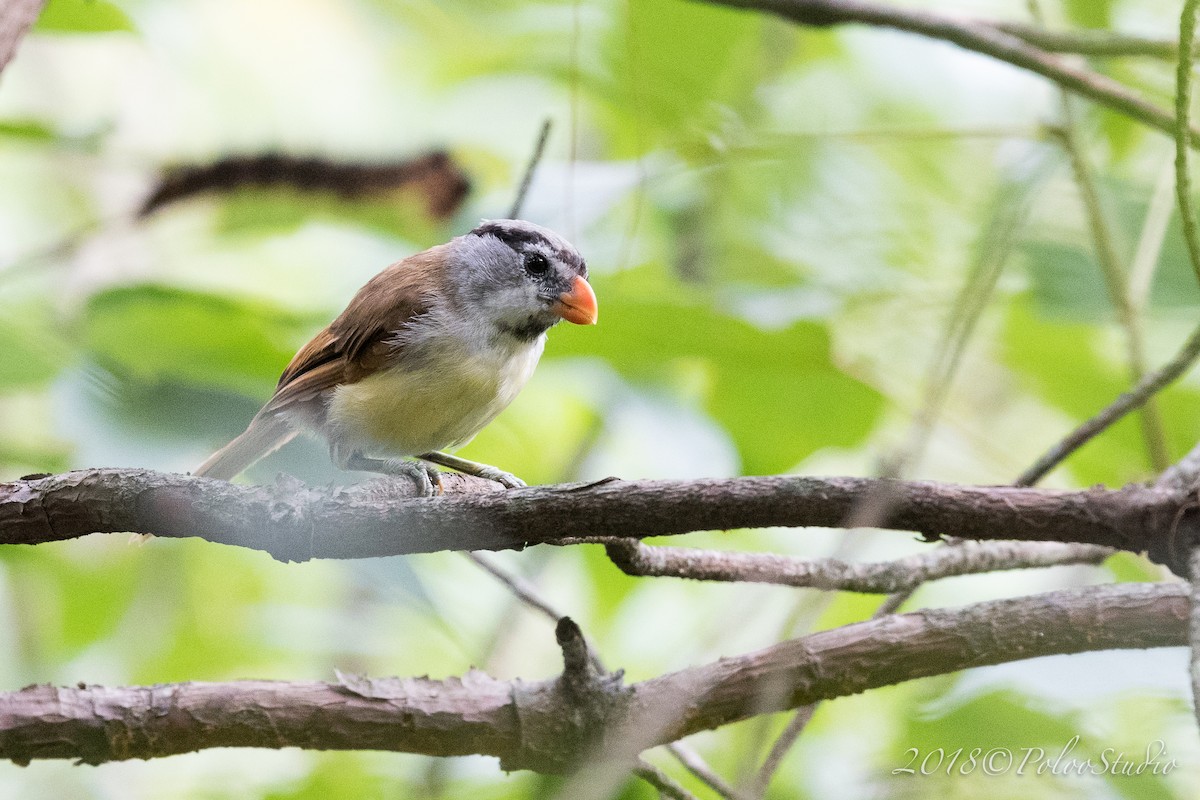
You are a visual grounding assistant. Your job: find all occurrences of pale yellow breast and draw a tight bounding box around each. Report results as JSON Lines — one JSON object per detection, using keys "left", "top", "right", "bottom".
{"left": 324, "top": 341, "right": 542, "bottom": 457}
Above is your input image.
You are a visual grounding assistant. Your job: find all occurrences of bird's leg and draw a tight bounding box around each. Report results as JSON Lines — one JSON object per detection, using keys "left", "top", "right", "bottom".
{"left": 418, "top": 451, "right": 526, "bottom": 489}
{"left": 340, "top": 450, "right": 443, "bottom": 496}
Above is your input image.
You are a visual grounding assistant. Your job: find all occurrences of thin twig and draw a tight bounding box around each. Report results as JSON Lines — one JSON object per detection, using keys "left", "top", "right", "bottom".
{"left": 587, "top": 537, "right": 1112, "bottom": 594}
{"left": 746, "top": 705, "right": 816, "bottom": 797}
{"left": 1177, "top": 0, "right": 1200, "bottom": 286}
{"left": 993, "top": 20, "right": 1185, "bottom": 60}
{"left": 1053, "top": 104, "right": 1170, "bottom": 471}
{"left": 508, "top": 119, "right": 553, "bottom": 220}
{"left": 465, "top": 551, "right": 605, "bottom": 673}
{"left": 1015, "top": 322, "right": 1200, "bottom": 487}
{"left": 882, "top": 165, "right": 1042, "bottom": 481}
{"left": 1010, "top": 0, "right": 1200, "bottom": 484}
{"left": 667, "top": 743, "right": 747, "bottom": 800}
{"left": 698, "top": 0, "right": 1200, "bottom": 145}
{"left": 634, "top": 759, "right": 702, "bottom": 800}
{"left": 1128, "top": 156, "right": 1178, "bottom": 317}
{"left": 466, "top": 552, "right": 563, "bottom": 622}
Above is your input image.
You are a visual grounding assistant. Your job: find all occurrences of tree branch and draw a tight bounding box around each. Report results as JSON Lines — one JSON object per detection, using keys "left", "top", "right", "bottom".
{"left": 588, "top": 537, "right": 1113, "bottom": 593}
{"left": 992, "top": 20, "right": 1185, "bottom": 60}
{"left": 0, "top": 583, "right": 1185, "bottom": 768}
{"left": 0, "top": 468, "right": 1188, "bottom": 569}
{"left": 697, "top": 0, "right": 1198, "bottom": 145}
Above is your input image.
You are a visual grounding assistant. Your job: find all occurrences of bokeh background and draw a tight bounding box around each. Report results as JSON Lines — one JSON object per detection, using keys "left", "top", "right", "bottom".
{"left": 2, "top": 0, "right": 1200, "bottom": 796}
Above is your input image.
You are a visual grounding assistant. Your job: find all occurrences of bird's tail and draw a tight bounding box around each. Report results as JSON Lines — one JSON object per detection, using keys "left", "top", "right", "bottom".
{"left": 194, "top": 414, "right": 298, "bottom": 480}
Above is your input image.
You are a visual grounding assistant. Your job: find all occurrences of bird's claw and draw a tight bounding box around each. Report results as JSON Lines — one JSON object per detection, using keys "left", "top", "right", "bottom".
{"left": 474, "top": 465, "right": 526, "bottom": 489}
{"left": 383, "top": 459, "right": 443, "bottom": 496}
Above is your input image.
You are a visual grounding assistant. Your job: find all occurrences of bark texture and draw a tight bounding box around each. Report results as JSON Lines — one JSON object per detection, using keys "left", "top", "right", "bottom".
{"left": 1, "top": 469, "right": 1192, "bottom": 571}
{"left": 0, "top": 584, "right": 1185, "bottom": 769}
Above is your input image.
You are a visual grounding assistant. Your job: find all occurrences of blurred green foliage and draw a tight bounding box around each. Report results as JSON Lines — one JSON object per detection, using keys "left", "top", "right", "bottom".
{"left": 1, "top": 0, "right": 1199, "bottom": 797}
{"left": 33, "top": 0, "right": 136, "bottom": 34}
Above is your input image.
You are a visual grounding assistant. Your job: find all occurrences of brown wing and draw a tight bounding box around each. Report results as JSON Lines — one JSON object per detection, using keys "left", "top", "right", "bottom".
{"left": 263, "top": 245, "right": 448, "bottom": 415}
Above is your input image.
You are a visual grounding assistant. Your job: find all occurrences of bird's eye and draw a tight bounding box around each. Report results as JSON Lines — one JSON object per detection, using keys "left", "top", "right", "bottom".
{"left": 524, "top": 253, "right": 550, "bottom": 275}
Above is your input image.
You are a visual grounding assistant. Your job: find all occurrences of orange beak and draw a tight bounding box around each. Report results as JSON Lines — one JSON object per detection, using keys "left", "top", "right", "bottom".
{"left": 554, "top": 275, "right": 598, "bottom": 325}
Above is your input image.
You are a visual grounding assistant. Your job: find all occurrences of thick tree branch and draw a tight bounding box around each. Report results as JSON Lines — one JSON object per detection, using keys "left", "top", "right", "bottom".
{"left": 698, "top": 0, "right": 1198, "bottom": 144}
{"left": 0, "top": 468, "right": 1189, "bottom": 570}
{"left": 0, "top": 583, "right": 1185, "bottom": 768}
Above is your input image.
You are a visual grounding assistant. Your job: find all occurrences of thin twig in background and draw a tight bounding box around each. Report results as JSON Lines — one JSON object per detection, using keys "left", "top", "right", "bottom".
{"left": 1016, "top": 0, "right": 1200, "bottom": 488}
{"left": 743, "top": 162, "right": 1045, "bottom": 793}
{"left": 746, "top": 705, "right": 816, "bottom": 797}
{"left": 1128, "top": 156, "right": 1177, "bottom": 319}
{"left": 1177, "top": 0, "right": 1200, "bottom": 286}
{"left": 634, "top": 759, "right": 702, "bottom": 800}
{"left": 1175, "top": 0, "right": 1200, "bottom": 744}
{"left": 1014, "top": 323, "right": 1200, "bottom": 487}
{"left": 666, "top": 743, "right": 748, "bottom": 800}
{"left": 588, "top": 537, "right": 1113, "bottom": 594}
{"left": 465, "top": 551, "right": 606, "bottom": 673}
{"left": 466, "top": 551, "right": 563, "bottom": 622}
{"left": 698, "top": 0, "right": 1200, "bottom": 144}
{"left": 507, "top": 119, "right": 553, "bottom": 220}
{"left": 992, "top": 20, "right": 1186, "bottom": 60}
{"left": 883, "top": 166, "right": 1043, "bottom": 480}
{"left": 1053, "top": 103, "right": 1170, "bottom": 471}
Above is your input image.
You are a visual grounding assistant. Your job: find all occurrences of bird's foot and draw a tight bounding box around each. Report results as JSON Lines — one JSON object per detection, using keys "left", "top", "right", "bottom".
{"left": 381, "top": 459, "right": 444, "bottom": 496}
{"left": 343, "top": 452, "right": 443, "bottom": 496}
{"left": 418, "top": 452, "right": 526, "bottom": 489}
{"left": 467, "top": 464, "right": 526, "bottom": 489}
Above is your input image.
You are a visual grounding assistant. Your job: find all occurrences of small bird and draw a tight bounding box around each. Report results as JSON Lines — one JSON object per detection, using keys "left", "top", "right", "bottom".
{"left": 194, "top": 219, "right": 597, "bottom": 492}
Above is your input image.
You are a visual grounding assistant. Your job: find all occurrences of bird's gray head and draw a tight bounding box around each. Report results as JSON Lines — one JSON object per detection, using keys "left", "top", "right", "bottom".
{"left": 447, "top": 219, "right": 595, "bottom": 341}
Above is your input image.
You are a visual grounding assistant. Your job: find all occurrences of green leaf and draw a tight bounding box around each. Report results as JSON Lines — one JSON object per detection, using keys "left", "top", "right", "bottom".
{"left": 546, "top": 274, "right": 884, "bottom": 475}
{"left": 598, "top": 0, "right": 763, "bottom": 154}
{"left": 1104, "top": 552, "right": 1162, "bottom": 584}
{"left": 896, "top": 688, "right": 1176, "bottom": 799}
{"left": 901, "top": 688, "right": 1080, "bottom": 755}
{"left": 80, "top": 285, "right": 320, "bottom": 396}
{"left": 0, "top": 312, "right": 70, "bottom": 389}
{"left": 1023, "top": 179, "right": 1200, "bottom": 320}
{"left": 1, "top": 545, "right": 143, "bottom": 667}
{"left": 1021, "top": 240, "right": 1114, "bottom": 321}
{"left": 34, "top": 0, "right": 136, "bottom": 33}
{"left": 1062, "top": 0, "right": 1112, "bottom": 29}
{"left": 0, "top": 120, "right": 57, "bottom": 141}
